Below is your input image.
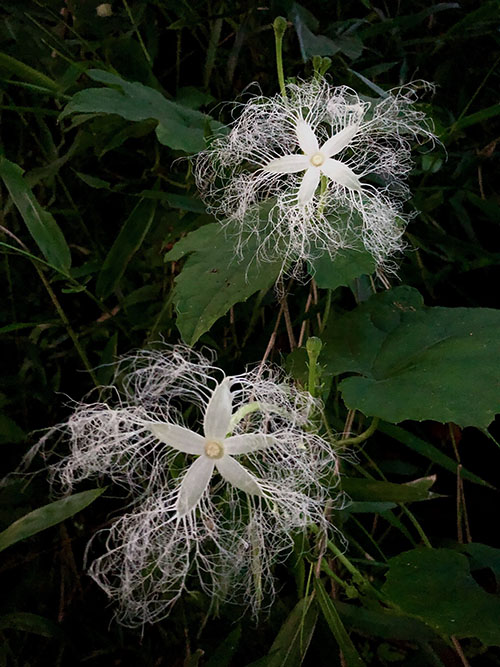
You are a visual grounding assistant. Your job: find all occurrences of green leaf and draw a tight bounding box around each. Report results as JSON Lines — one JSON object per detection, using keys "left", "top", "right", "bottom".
{"left": 457, "top": 543, "right": 500, "bottom": 583}
{"left": 323, "top": 286, "right": 500, "bottom": 428}
{"left": 0, "top": 612, "right": 63, "bottom": 638}
{"left": 60, "top": 69, "right": 217, "bottom": 153}
{"left": 205, "top": 626, "right": 241, "bottom": 667}
{"left": 96, "top": 332, "right": 118, "bottom": 385}
{"left": 314, "top": 579, "right": 365, "bottom": 666}
{"left": 0, "top": 414, "right": 25, "bottom": 444}
{"left": 0, "top": 157, "right": 71, "bottom": 273}
{"left": 74, "top": 171, "right": 112, "bottom": 189}
{"left": 342, "top": 475, "right": 438, "bottom": 503}
{"left": 379, "top": 423, "right": 493, "bottom": 489}
{"left": 96, "top": 197, "right": 157, "bottom": 299}
{"left": 382, "top": 548, "right": 500, "bottom": 646}
{"left": 165, "top": 223, "right": 282, "bottom": 345}
{"left": 334, "top": 600, "right": 436, "bottom": 641}
{"left": 0, "top": 488, "right": 105, "bottom": 552}
{"left": 0, "top": 53, "right": 60, "bottom": 94}
{"left": 309, "top": 248, "right": 376, "bottom": 291}
{"left": 265, "top": 595, "right": 318, "bottom": 667}
{"left": 290, "top": 5, "right": 340, "bottom": 61}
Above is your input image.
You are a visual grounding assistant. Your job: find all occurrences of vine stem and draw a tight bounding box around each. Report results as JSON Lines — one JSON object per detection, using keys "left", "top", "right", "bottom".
{"left": 337, "top": 417, "right": 380, "bottom": 446}
{"left": 273, "top": 17, "right": 288, "bottom": 98}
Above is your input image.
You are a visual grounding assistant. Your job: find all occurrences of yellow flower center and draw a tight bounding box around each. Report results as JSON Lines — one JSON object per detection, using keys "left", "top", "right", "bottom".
{"left": 204, "top": 440, "right": 224, "bottom": 459}
{"left": 310, "top": 152, "right": 325, "bottom": 167}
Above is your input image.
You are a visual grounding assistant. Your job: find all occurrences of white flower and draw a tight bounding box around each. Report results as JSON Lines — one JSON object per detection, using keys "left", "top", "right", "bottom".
{"left": 194, "top": 77, "right": 435, "bottom": 274}
{"left": 148, "top": 378, "right": 273, "bottom": 518}
{"left": 47, "top": 346, "right": 338, "bottom": 626}
{"left": 264, "top": 119, "right": 361, "bottom": 205}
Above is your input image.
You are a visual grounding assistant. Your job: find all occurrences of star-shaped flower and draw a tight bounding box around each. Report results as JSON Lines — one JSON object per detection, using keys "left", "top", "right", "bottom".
{"left": 264, "top": 119, "right": 361, "bottom": 205}
{"left": 148, "top": 378, "right": 273, "bottom": 517}
{"left": 46, "top": 347, "right": 336, "bottom": 625}
{"left": 194, "top": 78, "right": 435, "bottom": 273}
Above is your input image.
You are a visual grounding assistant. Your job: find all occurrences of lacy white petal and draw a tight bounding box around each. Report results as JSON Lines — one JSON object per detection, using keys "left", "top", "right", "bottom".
{"left": 321, "top": 158, "right": 362, "bottom": 191}
{"left": 295, "top": 119, "right": 319, "bottom": 154}
{"left": 224, "top": 433, "right": 275, "bottom": 455}
{"left": 204, "top": 378, "right": 232, "bottom": 440}
{"left": 264, "top": 155, "right": 310, "bottom": 174}
{"left": 298, "top": 167, "right": 321, "bottom": 205}
{"left": 148, "top": 423, "right": 205, "bottom": 455}
{"left": 321, "top": 123, "right": 359, "bottom": 158}
{"left": 176, "top": 456, "right": 214, "bottom": 517}
{"left": 215, "top": 456, "right": 264, "bottom": 497}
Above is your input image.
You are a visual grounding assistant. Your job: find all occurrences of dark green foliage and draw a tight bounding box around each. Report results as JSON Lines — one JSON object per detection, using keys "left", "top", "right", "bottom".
{"left": 1, "top": 1, "right": 499, "bottom": 665}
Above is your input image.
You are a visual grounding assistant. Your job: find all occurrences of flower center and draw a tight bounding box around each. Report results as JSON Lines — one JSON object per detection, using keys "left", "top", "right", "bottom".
{"left": 310, "top": 152, "right": 325, "bottom": 167}
{"left": 204, "top": 440, "right": 224, "bottom": 459}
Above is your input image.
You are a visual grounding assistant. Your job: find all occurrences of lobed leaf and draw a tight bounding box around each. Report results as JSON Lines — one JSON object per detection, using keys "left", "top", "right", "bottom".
{"left": 323, "top": 286, "right": 500, "bottom": 428}
{"left": 60, "top": 69, "right": 218, "bottom": 153}
{"left": 382, "top": 548, "right": 500, "bottom": 646}
{"left": 165, "top": 223, "right": 282, "bottom": 345}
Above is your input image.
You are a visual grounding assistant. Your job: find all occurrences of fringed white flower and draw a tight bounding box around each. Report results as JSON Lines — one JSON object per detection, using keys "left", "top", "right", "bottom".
{"left": 194, "top": 77, "right": 436, "bottom": 274}
{"left": 49, "top": 346, "right": 338, "bottom": 627}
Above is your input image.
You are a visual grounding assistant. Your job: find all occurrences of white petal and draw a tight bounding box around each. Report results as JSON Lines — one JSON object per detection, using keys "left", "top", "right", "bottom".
{"left": 264, "top": 155, "right": 310, "bottom": 174}
{"left": 176, "top": 456, "right": 214, "bottom": 517}
{"left": 224, "top": 434, "right": 275, "bottom": 455}
{"left": 204, "top": 378, "right": 232, "bottom": 440}
{"left": 148, "top": 423, "right": 205, "bottom": 455}
{"left": 215, "top": 456, "right": 264, "bottom": 497}
{"left": 296, "top": 119, "right": 319, "bottom": 154}
{"left": 298, "top": 167, "right": 321, "bottom": 205}
{"left": 321, "top": 158, "right": 362, "bottom": 191}
{"left": 320, "top": 124, "right": 360, "bottom": 158}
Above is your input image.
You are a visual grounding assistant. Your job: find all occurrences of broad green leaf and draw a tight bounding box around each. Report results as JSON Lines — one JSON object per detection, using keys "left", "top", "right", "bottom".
{"left": 382, "top": 548, "right": 500, "bottom": 646}
{"left": 205, "top": 626, "right": 241, "bottom": 667}
{"left": 323, "top": 286, "right": 500, "bottom": 428}
{"left": 309, "top": 247, "right": 376, "bottom": 291}
{"left": 335, "top": 600, "right": 435, "bottom": 641}
{"left": 60, "top": 69, "right": 217, "bottom": 153}
{"left": 0, "top": 157, "right": 71, "bottom": 273}
{"left": 314, "top": 579, "right": 365, "bottom": 666}
{"left": 342, "top": 475, "right": 438, "bottom": 503}
{"left": 0, "top": 488, "right": 105, "bottom": 552}
{"left": 165, "top": 224, "right": 282, "bottom": 345}
{"left": 96, "top": 197, "right": 157, "bottom": 299}
{"left": 0, "top": 612, "right": 63, "bottom": 638}
{"left": 265, "top": 595, "right": 318, "bottom": 667}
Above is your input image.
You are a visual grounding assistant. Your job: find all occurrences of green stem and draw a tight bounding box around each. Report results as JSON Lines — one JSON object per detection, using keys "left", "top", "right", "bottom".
{"left": 36, "top": 267, "right": 99, "bottom": 387}
{"left": 122, "top": 0, "right": 152, "bottom": 65}
{"left": 273, "top": 17, "right": 288, "bottom": 98}
{"left": 399, "top": 504, "right": 433, "bottom": 549}
{"left": 319, "top": 290, "right": 331, "bottom": 333}
{"left": 306, "top": 336, "right": 322, "bottom": 398}
{"left": 310, "top": 524, "right": 388, "bottom": 603}
{"left": 338, "top": 417, "right": 379, "bottom": 446}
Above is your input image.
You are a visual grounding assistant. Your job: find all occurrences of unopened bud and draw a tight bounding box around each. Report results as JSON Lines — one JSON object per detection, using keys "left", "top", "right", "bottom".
{"left": 306, "top": 336, "right": 322, "bottom": 362}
